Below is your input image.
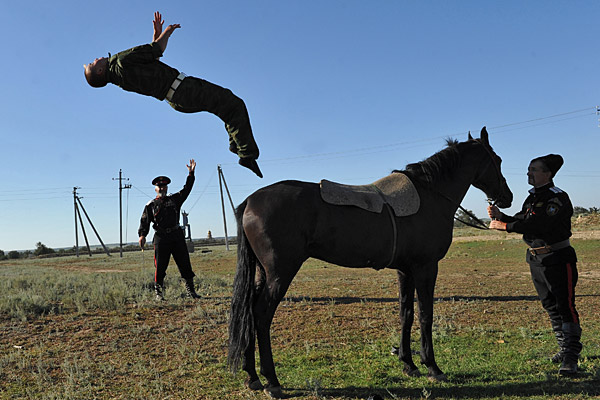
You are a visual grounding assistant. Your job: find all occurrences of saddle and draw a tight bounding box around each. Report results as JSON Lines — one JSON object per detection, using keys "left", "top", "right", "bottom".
{"left": 320, "top": 172, "right": 420, "bottom": 216}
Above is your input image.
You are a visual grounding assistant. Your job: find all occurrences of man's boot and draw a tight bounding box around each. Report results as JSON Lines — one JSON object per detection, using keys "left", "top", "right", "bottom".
{"left": 238, "top": 158, "right": 263, "bottom": 178}
{"left": 551, "top": 322, "right": 565, "bottom": 364}
{"left": 184, "top": 278, "right": 200, "bottom": 299}
{"left": 155, "top": 283, "right": 165, "bottom": 301}
{"left": 559, "top": 322, "right": 582, "bottom": 376}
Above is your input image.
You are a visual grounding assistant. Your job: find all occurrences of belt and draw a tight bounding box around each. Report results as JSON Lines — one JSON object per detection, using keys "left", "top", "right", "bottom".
{"left": 529, "top": 239, "right": 571, "bottom": 256}
{"left": 156, "top": 225, "right": 182, "bottom": 234}
{"left": 165, "top": 72, "right": 187, "bottom": 102}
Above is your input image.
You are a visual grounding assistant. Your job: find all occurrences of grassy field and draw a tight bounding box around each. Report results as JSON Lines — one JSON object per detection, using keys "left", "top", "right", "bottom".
{"left": 1, "top": 234, "right": 599, "bottom": 400}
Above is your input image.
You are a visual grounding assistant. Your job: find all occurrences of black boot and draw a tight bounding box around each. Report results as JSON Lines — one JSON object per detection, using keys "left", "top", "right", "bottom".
{"left": 551, "top": 322, "right": 565, "bottom": 364}
{"left": 184, "top": 278, "right": 200, "bottom": 299}
{"left": 155, "top": 283, "right": 165, "bottom": 301}
{"left": 559, "top": 322, "right": 582, "bottom": 376}
{"left": 238, "top": 157, "right": 263, "bottom": 178}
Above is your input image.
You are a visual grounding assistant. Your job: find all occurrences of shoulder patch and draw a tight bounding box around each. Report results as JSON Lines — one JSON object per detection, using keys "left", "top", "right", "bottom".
{"left": 546, "top": 203, "right": 560, "bottom": 216}
{"left": 550, "top": 186, "right": 563, "bottom": 194}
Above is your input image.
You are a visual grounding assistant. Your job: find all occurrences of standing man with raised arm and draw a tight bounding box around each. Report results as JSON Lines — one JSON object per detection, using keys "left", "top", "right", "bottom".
{"left": 139, "top": 159, "right": 201, "bottom": 300}
{"left": 84, "top": 12, "right": 262, "bottom": 178}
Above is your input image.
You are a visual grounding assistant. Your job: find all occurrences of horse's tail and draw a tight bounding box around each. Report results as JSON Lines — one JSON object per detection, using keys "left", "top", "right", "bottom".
{"left": 228, "top": 199, "right": 256, "bottom": 373}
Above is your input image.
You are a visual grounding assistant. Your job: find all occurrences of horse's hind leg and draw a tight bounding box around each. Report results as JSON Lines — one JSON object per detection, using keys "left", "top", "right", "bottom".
{"left": 241, "top": 330, "right": 262, "bottom": 390}
{"left": 238, "top": 263, "right": 266, "bottom": 391}
{"left": 414, "top": 262, "right": 446, "bottom": 381}
{"left": 254, "top": 266, "right": 300, "bottom": 399}
{"left": 397, "top": 270, "right": 420, "bottom": 376}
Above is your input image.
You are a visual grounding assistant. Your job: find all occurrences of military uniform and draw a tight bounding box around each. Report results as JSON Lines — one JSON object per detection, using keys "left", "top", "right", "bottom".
{"left": 138, "top": 173, "right": 199, "bottom": 299}
{"left": 106, "top": 42, "right": 260, "bottom": 162}
{"left": 499, "top": 180, "right": 582, "bottom": 374}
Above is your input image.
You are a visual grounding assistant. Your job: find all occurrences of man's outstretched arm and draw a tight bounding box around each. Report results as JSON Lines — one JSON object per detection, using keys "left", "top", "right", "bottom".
{"left": 152, "top": 11, "right": 180, "bottom": 54}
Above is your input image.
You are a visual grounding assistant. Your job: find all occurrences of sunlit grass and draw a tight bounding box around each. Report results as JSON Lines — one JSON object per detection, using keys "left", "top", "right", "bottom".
{"left": 0, "top": 237, "right": 599, "bottom": 399}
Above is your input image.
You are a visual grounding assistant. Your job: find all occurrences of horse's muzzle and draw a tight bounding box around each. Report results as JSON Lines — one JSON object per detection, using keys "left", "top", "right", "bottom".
{"left": 494, "top": 193, "right": 513, "bottom": 209}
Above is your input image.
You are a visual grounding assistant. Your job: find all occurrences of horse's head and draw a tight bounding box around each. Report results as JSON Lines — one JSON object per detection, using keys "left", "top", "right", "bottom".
{"left": 468, "top": 127, "right": 513, "bottom": 209}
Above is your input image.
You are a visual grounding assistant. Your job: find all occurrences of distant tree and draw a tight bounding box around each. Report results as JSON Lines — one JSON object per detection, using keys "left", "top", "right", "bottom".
{"left": 454, "top": 209, "right": 483, "bottom": 227}
{"left": 34, "top": 242, "right": 55, "bottom": 257}
{"left": 0, "top": 250, "right": 5, "bottom": 260}
{"left": 573, "top": 206, "right": 589, "bottom": 216}
{"left": 590, "top": 207, "right": 599, "bottom": 214}
{"left": 7, "top": 250, "right": 20, "bottom": 259}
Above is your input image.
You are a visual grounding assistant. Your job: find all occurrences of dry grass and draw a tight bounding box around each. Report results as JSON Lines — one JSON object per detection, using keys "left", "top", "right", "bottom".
{"left": 1, "top": 236, "right": 599, "bottom": 399}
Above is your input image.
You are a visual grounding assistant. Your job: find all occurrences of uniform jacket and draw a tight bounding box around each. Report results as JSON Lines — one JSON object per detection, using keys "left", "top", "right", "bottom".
{"left": 500, "top": 182, "right": 576, "bottom": 265}
{"left": 138, "top": 173, "right": 195, "bottom": 237}
{"left": 107, "top": 42, "right": 179, "bottom": 101}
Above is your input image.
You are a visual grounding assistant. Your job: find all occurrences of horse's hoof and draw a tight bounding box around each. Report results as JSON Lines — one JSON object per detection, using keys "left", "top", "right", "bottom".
{"left": 244, "top": 378, "right": 263, "bottom": 391}
{"left": 264, "top": 385, "right": 283, "bottom": 398}
{"left": 428, "top": 373, "right": 447, "bottom": 382}
{"left": 403, "top": 367, "right": 421, "bottom": 377}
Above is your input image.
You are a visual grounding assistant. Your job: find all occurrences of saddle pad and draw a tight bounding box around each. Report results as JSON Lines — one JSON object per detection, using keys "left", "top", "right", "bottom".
{"left": 320, "top": 172, "right": 420, "bottom": 216}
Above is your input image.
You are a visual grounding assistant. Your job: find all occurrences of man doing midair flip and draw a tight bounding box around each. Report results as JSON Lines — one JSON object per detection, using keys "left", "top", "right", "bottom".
{"left": 83, "top": 12, "right": 262, "bottom": 178}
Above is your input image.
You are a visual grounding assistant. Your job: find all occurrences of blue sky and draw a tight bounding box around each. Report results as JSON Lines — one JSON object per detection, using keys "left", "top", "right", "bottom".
{"left": 1, "top": 1, "right": 598, "bottom": 251}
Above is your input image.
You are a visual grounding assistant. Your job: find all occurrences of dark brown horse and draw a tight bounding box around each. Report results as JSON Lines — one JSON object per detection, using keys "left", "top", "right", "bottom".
{"left": 228, "top": 128, "right": 513, "bottom": 398}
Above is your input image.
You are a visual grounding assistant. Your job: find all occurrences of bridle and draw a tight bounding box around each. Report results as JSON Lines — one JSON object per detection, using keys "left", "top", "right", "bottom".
{"left": 445, "top": 138, "right": 507, "bottom": 230}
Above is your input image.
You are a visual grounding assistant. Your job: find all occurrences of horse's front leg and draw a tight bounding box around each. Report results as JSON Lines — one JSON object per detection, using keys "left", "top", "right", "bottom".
{"left": 397, "top": 270, "right": 420, "bottom": 376}
{"left": 415, "top": 262, "right": 447, "bottom": 381}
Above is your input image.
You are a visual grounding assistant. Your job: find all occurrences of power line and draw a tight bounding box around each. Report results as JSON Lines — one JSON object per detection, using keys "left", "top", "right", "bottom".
{"left": 487, "top": 107, "right": 595, "bottom": 131}
{"left": 187, "top": 168, "right": 218, "bottom": 213}
{"left": 216, "top": 106, "right": 596, "bottom": 166}
{"left": 131, "top": 185, "right": 154, "bottom": 199}
{"left": 1, "top": 105, "right": 597, "bottom": 206}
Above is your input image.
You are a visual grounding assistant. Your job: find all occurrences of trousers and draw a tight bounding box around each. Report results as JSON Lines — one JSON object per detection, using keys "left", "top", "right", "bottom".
{"left": 529, "top": 261, "right": 579, "bottom": 325}
{"left": 168, "top": 76, "right": 260, "bottom": 159}
{"left": 153, "top": 229, "right": 195, "bottom": 286}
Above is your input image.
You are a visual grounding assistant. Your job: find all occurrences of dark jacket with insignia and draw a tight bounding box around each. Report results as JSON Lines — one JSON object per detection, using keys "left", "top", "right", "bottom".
{"left": 107, "top": 42, "right": 179, "bottom": 101}
{"left": 500, "top": 183, "right": 576, "bottom": 265}
{"left": 138, "top": 173, "right": 195, "bottom": 238}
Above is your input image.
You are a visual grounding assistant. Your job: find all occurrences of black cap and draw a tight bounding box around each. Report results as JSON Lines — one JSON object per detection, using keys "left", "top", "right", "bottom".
{"left": 152, "top": 176, "right": 171, "bottom": 186}
{"left": 532, "top": 154, "right": 563, "bottom": 178}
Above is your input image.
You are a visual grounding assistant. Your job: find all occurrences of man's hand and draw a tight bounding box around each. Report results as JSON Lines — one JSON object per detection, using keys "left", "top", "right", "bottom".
{"left": 487, "top": 205, "right": 502, "bottom": 220}
{"left": 139, "top": 236, "right": 147, "bottom": 248}
{"left": 152, "top": 11, "right": 181, "bottom": 53}
{"left": 153, "top": 11, "right": 164, "bottom": 42}
{"left": 489, "top": 220, "right": 507, "bottom": 231}
{"left": 187, "top": 159, "right": 196, "bottom": 174}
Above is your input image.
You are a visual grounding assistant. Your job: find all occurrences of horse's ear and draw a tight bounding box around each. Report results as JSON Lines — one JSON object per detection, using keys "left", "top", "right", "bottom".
{"left": 468, "top": 131, "right": 473, "bottom": 140}
{"left": 480, "top": 126, "right": 489, "bottom": 146}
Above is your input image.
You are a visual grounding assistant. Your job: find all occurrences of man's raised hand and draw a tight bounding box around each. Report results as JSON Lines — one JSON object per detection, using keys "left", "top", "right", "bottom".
{"left": 153, "top": 11, "right": 164, "bottom": 42}
{"left": 187, "top": 159, "right": 196, "bottom": 173}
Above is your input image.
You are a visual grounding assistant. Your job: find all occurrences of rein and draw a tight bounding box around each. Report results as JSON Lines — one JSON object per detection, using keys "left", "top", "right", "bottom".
{"left": 437, "top": 138, "right": 506, "bottom": 231}
{"left": 436, "top": 191, "right": 490, "bottom": 230}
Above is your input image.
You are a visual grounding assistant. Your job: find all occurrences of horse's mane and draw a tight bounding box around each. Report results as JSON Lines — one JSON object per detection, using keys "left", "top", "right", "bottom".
{"left": 394, "top": 138, "right": 462, "bottom": 184}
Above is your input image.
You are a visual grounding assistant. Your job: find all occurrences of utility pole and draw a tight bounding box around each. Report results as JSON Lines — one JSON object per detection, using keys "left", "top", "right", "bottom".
{"left": 217, "top": 165, "right": 236, "bottom": 250}
{"left": 72, "top": 188, "right": 111, "bottom": 257}
{"left": 73, "top": 187, "right": 80, "bottom": 257}
{"left": 113, "top": 169, "right": 131, "bottom": 257}
{"left": 76, "top": 197, "right": 111, "bottom": 256}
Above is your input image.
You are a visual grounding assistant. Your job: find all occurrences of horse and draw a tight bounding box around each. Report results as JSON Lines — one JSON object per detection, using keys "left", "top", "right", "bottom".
{"left": 228, "top": 127, "right": 513, "bottom": 398}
